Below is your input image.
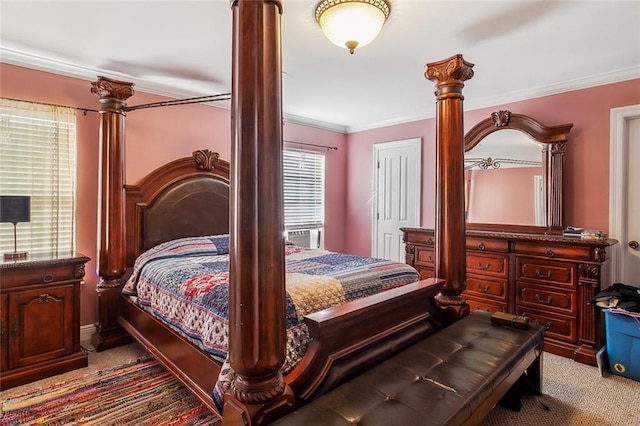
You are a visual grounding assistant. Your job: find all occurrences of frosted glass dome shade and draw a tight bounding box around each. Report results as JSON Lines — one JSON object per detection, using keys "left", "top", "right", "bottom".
{"left": 316, "top": 0, "right": 390, "bottom": 54}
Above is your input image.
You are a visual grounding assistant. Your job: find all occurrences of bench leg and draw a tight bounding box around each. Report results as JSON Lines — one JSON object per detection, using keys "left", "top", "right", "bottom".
{"left": 526, "top": 350, "right": 543, "bottom": 395}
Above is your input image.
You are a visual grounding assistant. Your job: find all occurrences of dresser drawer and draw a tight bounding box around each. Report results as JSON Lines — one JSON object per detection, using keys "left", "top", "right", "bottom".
{"left": 516, "top": 307, "right": 577, "bottom": 343}
{"left": 415, "top": 246, "right": 435, "bottom": 268}
{"left": 516, "top": 282, "right": 575, "bottom": 314}
{"left": 0, "top": 264, "right": 79, "bottom": 289}
{"left": 467, "top": 237, "right": 509, "bottom": 253}
{"left": 466, "top": 296, "right": 506, "bottom": 314}
{"left": 514, "top": 242, "right": 592, "bottom": 261}
{"left": 466, "top": 275, "right": 507, "bottom": 300}
{"left": 466, "top": 253, "right": 508, "bottom": 278}
{"left": 516, "top": 257, "right": 575, "bottom": 287}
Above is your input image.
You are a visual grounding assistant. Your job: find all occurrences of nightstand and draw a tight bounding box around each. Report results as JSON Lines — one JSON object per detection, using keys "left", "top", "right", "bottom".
{"left": 0, "top": 252, "right": 90, "bottom": 390}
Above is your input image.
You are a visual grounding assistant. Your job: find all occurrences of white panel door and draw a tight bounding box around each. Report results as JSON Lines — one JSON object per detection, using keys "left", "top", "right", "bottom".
{"left": 623, "top": 116, "right": 640, "bottom": 285}
{"left": 372, "top": 139, "right": 421, "bottom": 261}
{"left": 610, "top": 105, "right": 640, "bottom": 287}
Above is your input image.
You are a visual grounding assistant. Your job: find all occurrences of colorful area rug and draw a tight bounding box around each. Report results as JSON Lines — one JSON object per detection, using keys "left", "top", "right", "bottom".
{"left": 0, "top": 358, "right": 221, "bottom": 425}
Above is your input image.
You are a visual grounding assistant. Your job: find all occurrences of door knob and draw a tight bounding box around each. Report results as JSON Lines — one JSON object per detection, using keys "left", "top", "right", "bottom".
{"left": 630, "top": 240, "right": 639, "bottom": 250}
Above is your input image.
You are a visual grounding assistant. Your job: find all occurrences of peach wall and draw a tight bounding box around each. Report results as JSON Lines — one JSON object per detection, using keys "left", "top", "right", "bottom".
{"left": 345, "top": 79, "right": 640, "bottom": 256}
{"left": 346, "top": 120, "right": 437, "bottom": 256}
{"left": 1, "top": 63, "right": 348, "bottom": 326}
{"left": 124, "top": 95, "right": 232, "bottom": 184}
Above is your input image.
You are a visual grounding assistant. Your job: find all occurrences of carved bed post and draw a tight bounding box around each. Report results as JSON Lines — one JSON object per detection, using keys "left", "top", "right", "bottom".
{"left": 425, "top": 55, "right": 474, "bottom": 320}
{"left": 90, "top": 77, "right": 135, "bottom": 350}
{"left": 223, "top": 1, "right": 294, "bottom": 424}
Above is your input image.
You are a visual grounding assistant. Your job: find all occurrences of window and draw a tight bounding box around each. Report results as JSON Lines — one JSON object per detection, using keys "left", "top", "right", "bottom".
{"left": 283, "top": 148, "right": 325, "bottom": 230}
{"left": 0, "top": 98, "right": 77, "bottom": 255}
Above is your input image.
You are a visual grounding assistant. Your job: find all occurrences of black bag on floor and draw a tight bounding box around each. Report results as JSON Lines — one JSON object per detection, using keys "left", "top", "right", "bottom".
{"left": 590, "top": 283, "right": 640, "bottom": 312}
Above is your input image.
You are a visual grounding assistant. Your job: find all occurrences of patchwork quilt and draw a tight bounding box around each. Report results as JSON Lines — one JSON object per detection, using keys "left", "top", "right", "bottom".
{"left": 122, "top": 234, "right": 419, "bottom": 410}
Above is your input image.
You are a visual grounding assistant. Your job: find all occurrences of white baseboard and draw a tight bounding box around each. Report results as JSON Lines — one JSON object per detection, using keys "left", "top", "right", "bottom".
{"left": 80, "top": 324, "right": 95, "bottom": 344}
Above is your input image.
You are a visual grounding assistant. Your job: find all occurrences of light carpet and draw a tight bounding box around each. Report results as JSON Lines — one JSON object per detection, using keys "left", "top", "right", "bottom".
{"left": 481, "top": 351, "right": 640, "bottom": 426}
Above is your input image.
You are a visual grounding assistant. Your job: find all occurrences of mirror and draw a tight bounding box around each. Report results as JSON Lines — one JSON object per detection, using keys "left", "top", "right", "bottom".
{"left": 464, "top": 110, "right": 573, "bottom": 231}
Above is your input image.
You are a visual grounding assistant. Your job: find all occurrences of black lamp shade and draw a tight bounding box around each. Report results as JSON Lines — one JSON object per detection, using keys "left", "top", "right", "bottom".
{"left": 0, "top": 196, "right": 31, "bottom": 224}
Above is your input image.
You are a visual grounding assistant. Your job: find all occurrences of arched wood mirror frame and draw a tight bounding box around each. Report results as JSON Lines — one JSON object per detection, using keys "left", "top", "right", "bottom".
{"left": 464, "top": 110, "right": 573, "bottom": 233}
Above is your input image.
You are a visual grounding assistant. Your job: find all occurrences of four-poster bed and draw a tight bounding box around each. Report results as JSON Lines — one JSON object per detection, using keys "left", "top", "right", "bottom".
{"left": 90, "top": 1, "right": 475, "bottom": 424}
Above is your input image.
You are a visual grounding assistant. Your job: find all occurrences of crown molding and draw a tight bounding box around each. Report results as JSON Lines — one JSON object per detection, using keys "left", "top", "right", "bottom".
{"left": 283, "top": 113, "right": 347, "bottom": 134}
{"left": 1, "top": 46, "right": 216, "bottom": 100}
{"left": 4, "top": 46, "right": 638, "bottom": 135}
{"left": 346, "top": 66, "right": 640, "bottom": 133}
{"left": 1, "top": 46, "right": 348, "bottom": 133}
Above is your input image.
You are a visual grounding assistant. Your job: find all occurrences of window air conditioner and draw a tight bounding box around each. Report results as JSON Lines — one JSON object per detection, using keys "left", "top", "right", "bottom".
{"left": 286, "top": 229, "right": 321, "bottom": 249}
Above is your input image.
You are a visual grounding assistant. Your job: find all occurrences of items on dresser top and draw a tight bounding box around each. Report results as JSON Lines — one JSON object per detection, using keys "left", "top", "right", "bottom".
{"left": 563, "top": 226, "right": 607, "bottom": 241}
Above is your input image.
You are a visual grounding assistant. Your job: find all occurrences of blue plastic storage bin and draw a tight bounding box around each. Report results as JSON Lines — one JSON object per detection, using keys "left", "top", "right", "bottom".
{"left": 604, "top": 309, "right": 640, "bottom": 382}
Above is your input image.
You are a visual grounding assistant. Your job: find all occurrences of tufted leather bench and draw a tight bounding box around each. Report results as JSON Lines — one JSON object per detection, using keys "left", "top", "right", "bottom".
{"left": 272, "top": 311, "right": 545, "bottom": 425}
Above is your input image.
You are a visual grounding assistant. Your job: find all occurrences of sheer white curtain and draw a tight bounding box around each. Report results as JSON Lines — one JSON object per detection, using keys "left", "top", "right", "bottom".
{"left": 0, "top": 98, "right": 77, "bottom": 255}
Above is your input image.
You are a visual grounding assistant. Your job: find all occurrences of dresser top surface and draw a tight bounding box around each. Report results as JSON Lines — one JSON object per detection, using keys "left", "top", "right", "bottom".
{"left": 0, "top": 252, "right": 90, "bottom": 270}
{"left": 400, "top": 227, "right": 618, "bottom": 248}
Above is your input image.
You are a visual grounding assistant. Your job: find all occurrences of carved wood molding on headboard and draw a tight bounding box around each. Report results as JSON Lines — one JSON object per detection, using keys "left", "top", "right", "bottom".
{"left": 193, "top": 149, "right": 220, "bottom": 171}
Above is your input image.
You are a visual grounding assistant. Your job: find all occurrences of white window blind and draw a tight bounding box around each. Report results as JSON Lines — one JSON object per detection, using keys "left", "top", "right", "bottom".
{"left": 0, "top": 98, "right": 77, "bottom": 255}
{"left": 283, "top": 148, "right": 325, "bottom": 230}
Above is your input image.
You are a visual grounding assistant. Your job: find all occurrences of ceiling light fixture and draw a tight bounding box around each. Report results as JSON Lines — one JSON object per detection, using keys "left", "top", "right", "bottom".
{"left": 315, "top": 0, "right": 391, "bottom": 55}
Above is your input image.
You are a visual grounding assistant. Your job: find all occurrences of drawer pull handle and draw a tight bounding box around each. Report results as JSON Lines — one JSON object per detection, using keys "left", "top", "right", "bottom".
{"left": 477, "top": 262, "right": 491, "bottom": 270}
{"left": 476, "top": 283, "right": 490, "bottom": 293}
{"left": 522, "top": 314, "right": 553, "bottom": 330}
{"left": 535, "top": 269, "right": 552, "bottom": 279}
{"left": 426, "top": 237, "right": 434, "bottom": 246}
{"left": 545, "top": 249, "right": 555, "bottom": 258}
{"left": 535, "top": 293, "right": 553, "bottom": 304}
{"left": 43, "top": 272, "right": 54, "bottom": 283}
{"left": 477, "top": 242, "right": 486, "bottom": 251}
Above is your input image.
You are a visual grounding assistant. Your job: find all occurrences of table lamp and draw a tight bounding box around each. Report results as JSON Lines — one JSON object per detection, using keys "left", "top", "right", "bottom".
{"left": 0, "top": 195, "right": 31, "bottom": 260}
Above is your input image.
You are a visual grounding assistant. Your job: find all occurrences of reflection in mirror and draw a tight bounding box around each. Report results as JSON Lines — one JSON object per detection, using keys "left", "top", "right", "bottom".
{"left": 465, "top": 129, "right": 545, "bottom": 226}
{"left": 464, "top": 110, "right": 573, "bottom": 231}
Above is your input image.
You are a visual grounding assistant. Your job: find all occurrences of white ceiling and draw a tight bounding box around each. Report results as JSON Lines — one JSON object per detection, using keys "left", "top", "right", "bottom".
{"left": 2, "top": 0, "right": 639, "bottom": 133}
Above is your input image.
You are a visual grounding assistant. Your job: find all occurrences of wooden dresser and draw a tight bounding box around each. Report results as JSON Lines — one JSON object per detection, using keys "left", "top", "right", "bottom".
{"left": 0, "top": 252, "right": 90, "bottom": 389}
{"left": 401, "top": 228, "right": 616, "bottom": 366}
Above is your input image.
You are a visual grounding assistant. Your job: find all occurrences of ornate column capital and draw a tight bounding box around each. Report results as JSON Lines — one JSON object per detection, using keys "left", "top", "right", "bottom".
{"left": 426, "top": 54, "right": 474, "bottom": 83}
{"left": 91, "top": 76, "right": 135, "bottom": 113}
{"left": 91, "top": 76, "right": 135, "bottom": 101}
{"left": 425, "top": 54, "right": 474, "bottom": 99}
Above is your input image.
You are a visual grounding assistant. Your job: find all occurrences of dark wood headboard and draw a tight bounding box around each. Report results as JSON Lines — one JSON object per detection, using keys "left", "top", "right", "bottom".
{"left": 124, "top": 149, "right": 230, "bottom": 266}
